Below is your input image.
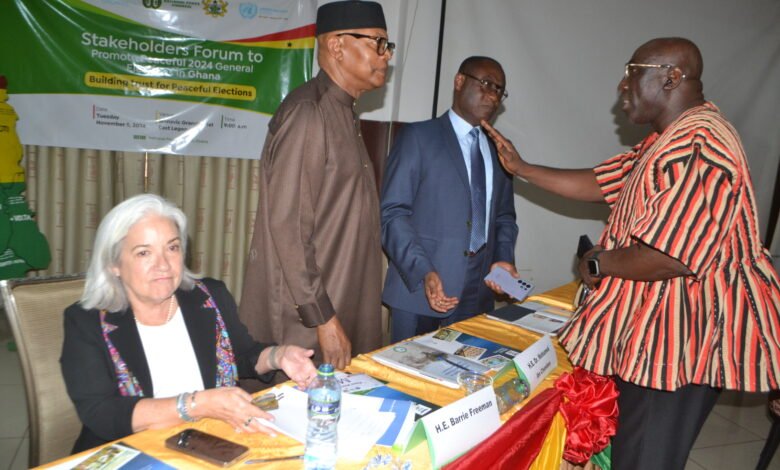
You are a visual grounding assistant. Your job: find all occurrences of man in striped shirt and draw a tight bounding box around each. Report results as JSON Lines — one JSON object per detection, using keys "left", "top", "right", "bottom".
{"left": 483, "top": 37, "right": 780, "bottom": 469}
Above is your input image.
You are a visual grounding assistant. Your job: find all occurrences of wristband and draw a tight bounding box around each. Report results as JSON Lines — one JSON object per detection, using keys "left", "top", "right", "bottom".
{"left": 269, "top": 346, "right": 281, "bottom": 370}
{"left": 176, "top": 392, "right": 196, "bottom": 422}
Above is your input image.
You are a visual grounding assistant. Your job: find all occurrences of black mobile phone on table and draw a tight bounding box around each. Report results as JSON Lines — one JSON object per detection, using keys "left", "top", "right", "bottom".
{"left": 165, "top": 428, "right": 249, "bottom": 467}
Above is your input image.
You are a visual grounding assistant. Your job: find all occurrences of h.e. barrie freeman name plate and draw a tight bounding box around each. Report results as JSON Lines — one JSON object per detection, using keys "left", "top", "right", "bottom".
{"left": 411, "top": 386, "right": 500, "bottom": 468}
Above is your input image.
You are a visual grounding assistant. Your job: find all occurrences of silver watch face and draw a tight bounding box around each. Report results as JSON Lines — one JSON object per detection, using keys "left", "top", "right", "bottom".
{"left": 587, "top": 258, "right": 600, "bottom": 277}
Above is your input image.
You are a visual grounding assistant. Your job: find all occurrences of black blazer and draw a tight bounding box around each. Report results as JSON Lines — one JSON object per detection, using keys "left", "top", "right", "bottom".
{"left": 60, "top": 277, "right": 273, "bottom": 452}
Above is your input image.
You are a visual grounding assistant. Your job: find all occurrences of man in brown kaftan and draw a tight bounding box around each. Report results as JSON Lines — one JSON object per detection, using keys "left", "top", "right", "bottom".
{"left": 239, "top": 1, "right": 393, "bottom": 371}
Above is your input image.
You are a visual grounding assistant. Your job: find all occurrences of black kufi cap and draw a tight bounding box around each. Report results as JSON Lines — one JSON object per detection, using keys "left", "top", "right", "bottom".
{"left": 316, "top": 1, "right": 386, "bottom": 35}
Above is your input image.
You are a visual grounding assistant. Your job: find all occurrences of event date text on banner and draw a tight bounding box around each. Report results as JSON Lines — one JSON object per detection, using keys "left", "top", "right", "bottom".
{"left": 0, "top": 0, "right": 316, "bottom": 158}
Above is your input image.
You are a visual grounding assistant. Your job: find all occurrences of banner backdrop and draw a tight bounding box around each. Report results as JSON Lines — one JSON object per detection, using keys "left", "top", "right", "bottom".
{"left": 0, "top": 0, "right": 316, "bottom": 158}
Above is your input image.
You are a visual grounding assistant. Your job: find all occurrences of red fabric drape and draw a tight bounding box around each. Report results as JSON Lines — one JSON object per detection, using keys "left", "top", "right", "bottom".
{"left": 555, "top": 367, "right": 619, "bottom": 464}
{"left": 444, "top": 387, "right": 564, "bottom": 470}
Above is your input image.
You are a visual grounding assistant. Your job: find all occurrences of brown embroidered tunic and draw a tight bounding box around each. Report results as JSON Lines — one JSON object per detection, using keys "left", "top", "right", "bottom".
{"left": 239, "top": 71, "right": 383, "bottom": 359}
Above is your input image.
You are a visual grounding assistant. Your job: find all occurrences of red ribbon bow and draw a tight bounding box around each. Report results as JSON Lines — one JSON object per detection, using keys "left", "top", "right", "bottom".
{"left": 554, "top": 367, "right": 619, "bottom": 464}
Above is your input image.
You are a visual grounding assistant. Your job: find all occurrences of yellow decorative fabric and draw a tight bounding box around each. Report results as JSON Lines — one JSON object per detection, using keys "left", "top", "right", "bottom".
{"left": 39, "top": 291, "right": 577, "bottom": 469}
{"left": 529, "top": 412, "right": 567, "bottom": 470}
{"left": 526, "top": 281, "right": 580, "bottom": 311}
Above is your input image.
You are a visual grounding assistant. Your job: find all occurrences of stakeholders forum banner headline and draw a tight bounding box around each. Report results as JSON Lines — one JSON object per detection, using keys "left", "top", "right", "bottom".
{"left": 0, "top": 0, "right": 316, "bottom": 158}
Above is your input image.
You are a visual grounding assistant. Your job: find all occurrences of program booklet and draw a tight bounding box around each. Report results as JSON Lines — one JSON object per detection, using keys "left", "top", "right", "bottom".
{"left": 371, "top": 328, "right": 521, "bottom": 388}
{"left": 487, "top": 302, "right": 572, "bottom": 336}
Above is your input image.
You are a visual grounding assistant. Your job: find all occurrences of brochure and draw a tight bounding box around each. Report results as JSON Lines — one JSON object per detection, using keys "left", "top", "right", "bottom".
{"left": 336, "top": 373, "right": 440, "bottom": 448}
{"left": 487, "top": 302, "right": 572, "bottom": 336}
{"left": 415, "top": 328, "right": 521, "bottom": 370}
{"left": 364, "top": 384, "right": 440, "bottom": 421}
{"left": 371, "top": 328, "right": 520, "bottom": 388}
{"left": 368, "top": 394, "right": 415, "bottom": 447}
{"left": 71, "top": 442, "right": 174, "bottom": 470}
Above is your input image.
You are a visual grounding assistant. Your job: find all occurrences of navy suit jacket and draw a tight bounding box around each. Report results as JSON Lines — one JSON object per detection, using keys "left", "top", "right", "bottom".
{"left": 381, "top": 113, "right": 518, "bottom": 317}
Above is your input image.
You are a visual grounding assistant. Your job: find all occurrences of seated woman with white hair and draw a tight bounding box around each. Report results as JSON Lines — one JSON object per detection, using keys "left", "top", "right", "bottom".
{"left": 60, "top": 193, "right": 317, "bottom": 452}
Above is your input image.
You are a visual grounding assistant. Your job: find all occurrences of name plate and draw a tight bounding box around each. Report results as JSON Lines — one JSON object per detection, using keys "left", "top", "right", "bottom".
{"left": 513, "top": 334, "right": 557, "bottom": 392}
{"left": 418, "top": 386, "right": 500, "bottom": 468}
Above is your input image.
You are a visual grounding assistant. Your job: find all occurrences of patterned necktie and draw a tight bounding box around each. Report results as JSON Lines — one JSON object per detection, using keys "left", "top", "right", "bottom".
{"left": 469, "top": 127, "right": 486, "bottom": 252}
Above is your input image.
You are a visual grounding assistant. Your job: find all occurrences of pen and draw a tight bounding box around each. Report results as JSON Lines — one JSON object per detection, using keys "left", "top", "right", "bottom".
{"left": 430, "top": 352, "right": 474, "bottom": 372}
{"left": 244, "top": 455, "right": 303, "bottom": 464}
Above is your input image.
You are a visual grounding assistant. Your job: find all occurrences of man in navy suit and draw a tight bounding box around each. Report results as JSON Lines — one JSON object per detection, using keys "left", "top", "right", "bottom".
{"left": 381, "top": 56, "right": 519, "bottom": 342}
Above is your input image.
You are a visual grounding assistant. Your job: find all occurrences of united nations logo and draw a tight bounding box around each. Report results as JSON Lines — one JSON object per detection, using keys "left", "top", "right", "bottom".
{"left": 239, "top": 2, "right": 257, "bottom": 19}
{"left": 202, "top": 0, "right": 228, "bottom": 17}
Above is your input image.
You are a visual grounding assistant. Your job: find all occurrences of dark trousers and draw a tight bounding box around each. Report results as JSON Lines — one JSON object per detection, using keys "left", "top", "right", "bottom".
{"left": 390, "top": 250, "right": 487, "bottom": 343}
{"left": 612, "top": 378, "right": 720, "bottom": 470}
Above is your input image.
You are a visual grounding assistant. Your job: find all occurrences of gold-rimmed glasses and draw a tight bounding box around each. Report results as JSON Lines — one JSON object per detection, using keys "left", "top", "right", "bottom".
{"left": 336, "top": 32, "right": 396, "bottom": 56}
{"left": 460, "top": 72, "right": 509, "bottom": 101}
{"left": 624, "top": 63, "right": 686, "bottom": 79}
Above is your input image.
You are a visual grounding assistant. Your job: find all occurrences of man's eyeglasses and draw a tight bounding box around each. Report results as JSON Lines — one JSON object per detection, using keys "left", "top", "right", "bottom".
{"left": 624, "top": 63, "right": 686, "bottom": 80}
{"left": 460, "top": 72, "right": 509, "bottom": 101}
{"left": 337, "top": 32, "right": 396, "bottom": 56}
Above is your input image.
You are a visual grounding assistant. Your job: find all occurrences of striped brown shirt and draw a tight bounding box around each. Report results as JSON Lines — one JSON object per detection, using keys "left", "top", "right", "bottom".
{"left": 560, "top": 102, "right": 780, "bottom": 392}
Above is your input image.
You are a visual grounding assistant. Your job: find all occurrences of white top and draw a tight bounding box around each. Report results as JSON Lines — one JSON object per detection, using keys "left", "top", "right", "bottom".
{"left": 136, "top": 307, "right": 205, "bottom": 397}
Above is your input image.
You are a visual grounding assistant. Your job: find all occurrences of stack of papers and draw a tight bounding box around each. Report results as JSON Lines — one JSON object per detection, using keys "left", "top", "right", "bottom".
{"left": 260, "top": 386, "right": 398, "bottom": 461}
{"left": 336, "top": 373, "right": 439, "bottom": 447}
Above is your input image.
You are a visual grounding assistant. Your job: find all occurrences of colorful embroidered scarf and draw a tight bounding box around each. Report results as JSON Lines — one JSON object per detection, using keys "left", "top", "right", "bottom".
{"left": 100, "top": 280, "right": 238, "bottom": 397}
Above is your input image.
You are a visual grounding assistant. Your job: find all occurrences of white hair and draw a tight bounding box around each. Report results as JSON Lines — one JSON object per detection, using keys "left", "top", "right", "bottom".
{"left": 81, "top": 193, "right": 200, "bottom": 312}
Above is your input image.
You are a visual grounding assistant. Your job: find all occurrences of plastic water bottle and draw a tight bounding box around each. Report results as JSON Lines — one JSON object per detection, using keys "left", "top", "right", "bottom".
{"left": 304, "top": 363, "right": 341, "bottom": 470}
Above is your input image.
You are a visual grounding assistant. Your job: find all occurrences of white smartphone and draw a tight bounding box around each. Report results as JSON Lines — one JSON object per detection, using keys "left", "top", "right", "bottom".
{"left": 484, "top": 267, "right": 534, "bottom": 301}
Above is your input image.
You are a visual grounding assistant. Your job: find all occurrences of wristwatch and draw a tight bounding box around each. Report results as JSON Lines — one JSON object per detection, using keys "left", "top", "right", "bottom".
{"left": 587, "top": 250, "right": 603, "bottom": 278}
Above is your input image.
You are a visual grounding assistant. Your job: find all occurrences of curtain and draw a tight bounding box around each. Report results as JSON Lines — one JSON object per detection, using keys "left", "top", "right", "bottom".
{"left": 23, "top": 120, "right": 396, "bottom": 341}
{"left": 23, "top": 145, "right": 259, "bottom": 300}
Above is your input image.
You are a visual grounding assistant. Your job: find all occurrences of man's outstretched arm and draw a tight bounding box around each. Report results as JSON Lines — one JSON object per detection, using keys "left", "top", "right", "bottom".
{"left": 482, "top": 120, "right": 605, "bottom": 203}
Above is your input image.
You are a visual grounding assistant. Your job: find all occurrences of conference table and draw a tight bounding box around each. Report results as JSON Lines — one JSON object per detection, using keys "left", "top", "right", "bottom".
{"left": 40, "top": 283, "right": 580, "bottom": 469}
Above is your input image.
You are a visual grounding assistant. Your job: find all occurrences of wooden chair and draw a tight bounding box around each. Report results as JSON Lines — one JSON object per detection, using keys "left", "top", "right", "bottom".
{"left": 1, "top": 274, "right": 85, "bottom": 466}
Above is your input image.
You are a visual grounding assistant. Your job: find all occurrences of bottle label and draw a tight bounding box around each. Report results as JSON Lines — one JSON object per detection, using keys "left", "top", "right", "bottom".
{"left": 308, "top": 400, "right": 340, "bottom": 417}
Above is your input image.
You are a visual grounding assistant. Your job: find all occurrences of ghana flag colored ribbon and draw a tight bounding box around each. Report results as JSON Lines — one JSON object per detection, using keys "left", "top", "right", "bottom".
{"left": 0, "top": 0, "right": 316, "bottom": 158}
{"left": 444, "top": 367, "right": 617, "bottom": 470}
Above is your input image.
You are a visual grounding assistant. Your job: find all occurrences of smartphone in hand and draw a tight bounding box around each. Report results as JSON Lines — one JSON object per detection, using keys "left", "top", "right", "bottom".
{"left": 484, "top": 266, "right": 534, "bottom": 301}
{"left": 577, "top": 234, "right": 594, "bottom": 258}
{"left": 165, "top": 429, "right": 249, "bottom": 467}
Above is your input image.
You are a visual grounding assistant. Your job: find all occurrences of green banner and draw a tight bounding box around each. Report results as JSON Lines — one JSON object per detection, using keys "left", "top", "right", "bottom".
{"left": 0, "top": 0, "right": 316, "bottom": 158}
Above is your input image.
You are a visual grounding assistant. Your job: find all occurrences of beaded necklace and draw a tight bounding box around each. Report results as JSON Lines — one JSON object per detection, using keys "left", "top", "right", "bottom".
{"left": 134, "top": 295, "right": 177, "bottom": 326}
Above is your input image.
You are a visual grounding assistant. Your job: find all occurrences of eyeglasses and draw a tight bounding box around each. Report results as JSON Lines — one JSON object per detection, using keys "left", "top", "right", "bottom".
{"left": 337, "top": 32, "right": 396, "bottom": 56}
{"left": 624, "top": 63, "right": 686, "bottom": 79}
{"left": 460, "top": 72, "right": 509, "bottom": 101}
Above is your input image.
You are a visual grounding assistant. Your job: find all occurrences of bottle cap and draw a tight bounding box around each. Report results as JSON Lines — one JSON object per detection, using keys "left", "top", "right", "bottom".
{"left": 317, "top": 363, "right": 335, "bottom": 375}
